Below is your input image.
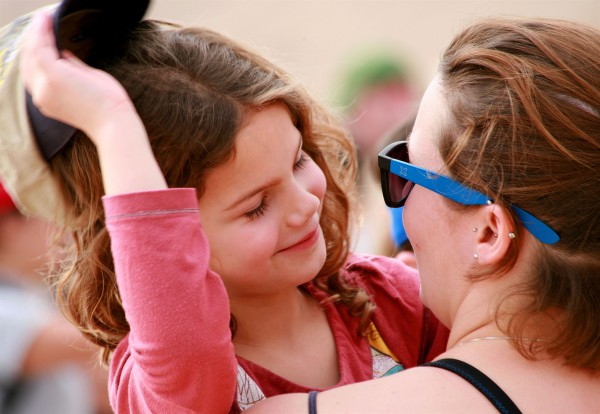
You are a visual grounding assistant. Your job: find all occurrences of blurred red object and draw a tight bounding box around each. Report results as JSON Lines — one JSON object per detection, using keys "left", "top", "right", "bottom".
{"left": 0, "top": 182, "right": 17, "bottom": 215}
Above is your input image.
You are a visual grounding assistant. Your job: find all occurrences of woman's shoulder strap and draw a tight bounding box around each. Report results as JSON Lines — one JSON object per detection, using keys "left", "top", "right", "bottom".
{"left": 308, "top": 390, "right": 318, "bottom": 414}
{"left": 422, "top": 358, "right": 522, "bottom": 414}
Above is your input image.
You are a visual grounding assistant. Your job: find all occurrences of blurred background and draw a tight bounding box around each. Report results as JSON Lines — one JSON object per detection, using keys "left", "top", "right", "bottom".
{"left": 2, "top": 0, "right": 600, "bottom": 257}
{"left": 3, "top": 0, "right": 599, "bottom": 106}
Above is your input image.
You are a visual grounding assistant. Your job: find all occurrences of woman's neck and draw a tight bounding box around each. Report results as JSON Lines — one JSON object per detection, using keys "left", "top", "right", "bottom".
{"left": 446, "top": 284, "right": 556, "bottom": 350}
{"left": 445, "top": 270, "right": 541, "bottom": 349}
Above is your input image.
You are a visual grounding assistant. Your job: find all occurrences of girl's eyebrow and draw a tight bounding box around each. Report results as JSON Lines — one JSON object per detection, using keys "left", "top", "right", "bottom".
{"left": 228, "top": 178, "right": 281, "bottom": 211}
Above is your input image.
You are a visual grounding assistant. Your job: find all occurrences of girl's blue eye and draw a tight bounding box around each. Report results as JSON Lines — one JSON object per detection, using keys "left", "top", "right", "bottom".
{"left": 244, "top": 197, "right": 269, "bottom": 221}
{"left": 294, "top": 152, "right": 308, "bottom": 171}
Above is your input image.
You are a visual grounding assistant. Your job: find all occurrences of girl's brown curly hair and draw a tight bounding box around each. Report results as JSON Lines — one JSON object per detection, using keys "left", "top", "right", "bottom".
{"left": 48, "top": 21, "right": 375, "bottom": 363}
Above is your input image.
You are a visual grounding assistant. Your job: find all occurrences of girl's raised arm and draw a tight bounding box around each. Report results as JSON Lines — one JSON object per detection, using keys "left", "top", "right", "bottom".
{"left": 20, "top": 12, "right": 238, "bottom": 413}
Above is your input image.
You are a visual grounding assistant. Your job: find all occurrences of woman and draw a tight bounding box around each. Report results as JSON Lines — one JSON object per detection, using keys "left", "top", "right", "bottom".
{"left": 250, "top": 17, "right": 600, "bottom": 413}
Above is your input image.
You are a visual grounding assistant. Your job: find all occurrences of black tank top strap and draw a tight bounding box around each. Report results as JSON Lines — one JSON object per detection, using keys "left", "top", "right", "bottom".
{"left": 423, "top": 358, "right": 522, "bottom": 414}
{"left": 308, "top": 390, "right": 319, "bottom": 414}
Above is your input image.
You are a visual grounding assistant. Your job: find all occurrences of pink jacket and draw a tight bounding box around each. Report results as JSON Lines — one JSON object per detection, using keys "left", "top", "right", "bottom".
{"left": 104, "top": 189, "right": 447, "bottom": 413}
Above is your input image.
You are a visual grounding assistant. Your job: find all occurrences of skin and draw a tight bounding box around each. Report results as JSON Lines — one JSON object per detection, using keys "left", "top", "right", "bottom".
{"left": 199, "top": 103, "right": 339, "bottom": 388}
{"left": 400, "top": 78, "right": 476, "bottom": 327}
{"left": 200, "top": 104, "right": 327, "bottom": 299}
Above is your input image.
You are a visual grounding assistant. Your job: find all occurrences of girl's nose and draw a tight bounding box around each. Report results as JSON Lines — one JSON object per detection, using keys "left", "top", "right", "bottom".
{"left": 286, "top": 189, "right": 320, "bottom": 227}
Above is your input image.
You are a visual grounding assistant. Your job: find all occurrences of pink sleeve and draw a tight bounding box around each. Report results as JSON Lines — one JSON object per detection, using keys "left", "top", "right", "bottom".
{"left": 103, "top": 188, "right": 237, "bottom": 413}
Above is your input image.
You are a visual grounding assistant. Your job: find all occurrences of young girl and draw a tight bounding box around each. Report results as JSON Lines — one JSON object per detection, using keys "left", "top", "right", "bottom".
{"left": 12, "top": 9, "right": 447, "bottom": 413}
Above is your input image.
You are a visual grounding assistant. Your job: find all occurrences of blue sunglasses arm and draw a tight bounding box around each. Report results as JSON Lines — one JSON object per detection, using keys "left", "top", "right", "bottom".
{"left": 513, "top": 207, "right": 560, "bottom": 244}
{"left": 389, "top": 159, "right": 489, "bottom": 205}
{"left": 389, "top": 159, "right": 560, "bottom": 244}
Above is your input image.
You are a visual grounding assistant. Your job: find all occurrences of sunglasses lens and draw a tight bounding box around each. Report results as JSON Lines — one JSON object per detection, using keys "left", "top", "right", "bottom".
{"left": 387, "top": 143, "right": 414, "bottom": 205}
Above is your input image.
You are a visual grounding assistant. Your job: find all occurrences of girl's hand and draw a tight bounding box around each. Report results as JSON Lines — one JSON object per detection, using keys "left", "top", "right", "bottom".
{"left": 20, "top": 12, "right": 139, "bottom": 146}
{"left": 21, "top": 12, "right": 167, "bottom": 195}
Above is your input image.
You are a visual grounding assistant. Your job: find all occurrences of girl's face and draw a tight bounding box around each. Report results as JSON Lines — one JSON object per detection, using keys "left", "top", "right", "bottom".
{"left": 403, "top": 78, "right": 473, "bottom": 327}
{"left": 198, "top": 103, "right": 327, "bottom": 300}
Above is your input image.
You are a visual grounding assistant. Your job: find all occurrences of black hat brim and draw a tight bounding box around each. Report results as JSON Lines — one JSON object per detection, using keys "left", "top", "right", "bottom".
{"left": 53, "top": 0, "right": 150, "bottom": 64}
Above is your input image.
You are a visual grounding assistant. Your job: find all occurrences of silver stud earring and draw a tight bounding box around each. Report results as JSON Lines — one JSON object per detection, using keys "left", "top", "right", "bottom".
{"left": 472, "top": 228, "right": 478, "bottom": 232}
{"left": 493, "top": 233, "right": 498, "bottom": 238}
{"left": 508, "top": 232, "right": 516, "bottom": 239}
{"left": 473, "top": 253, "right": 479, "bottom": 259}
{"left": 486, "top": 200, "right": 493, "bottom": 206}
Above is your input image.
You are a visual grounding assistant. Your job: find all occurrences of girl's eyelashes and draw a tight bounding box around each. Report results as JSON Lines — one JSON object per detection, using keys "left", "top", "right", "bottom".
{"left": 294, "top": 152, "right": 308, "bottom": 171}
{"left": 244, "top": 197, "right": 270, "bottom": 221}
{"left": 243, "top": 152, "right": 307, "bottom": 221}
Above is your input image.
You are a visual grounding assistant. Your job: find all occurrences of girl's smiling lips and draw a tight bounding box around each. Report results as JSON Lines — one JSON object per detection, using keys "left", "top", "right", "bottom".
{"left": 279, "top": 226, "right": 320, "bottom": 252}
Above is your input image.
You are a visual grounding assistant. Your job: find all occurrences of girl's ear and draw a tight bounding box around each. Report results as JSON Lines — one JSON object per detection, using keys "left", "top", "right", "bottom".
{"left": 473, "top": 203, "right": 514, "bottom": 266}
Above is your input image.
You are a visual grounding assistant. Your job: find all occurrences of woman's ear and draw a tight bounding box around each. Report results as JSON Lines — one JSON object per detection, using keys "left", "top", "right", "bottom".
{"left": 473, "top": 203, "right": 514, "bottom": 266}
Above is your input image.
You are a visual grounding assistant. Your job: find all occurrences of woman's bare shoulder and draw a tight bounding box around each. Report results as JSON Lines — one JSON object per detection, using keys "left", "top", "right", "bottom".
{"left": 247, "top": 366, "right": 495, "bottom": 414}
{"left": 248, "top": 393, "right": 308, "bottom": 414}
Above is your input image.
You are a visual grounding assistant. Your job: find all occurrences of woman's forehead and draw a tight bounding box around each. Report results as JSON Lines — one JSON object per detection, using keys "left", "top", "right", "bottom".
{"left": 409, "top": 78, "right": 447, "bottom": 169}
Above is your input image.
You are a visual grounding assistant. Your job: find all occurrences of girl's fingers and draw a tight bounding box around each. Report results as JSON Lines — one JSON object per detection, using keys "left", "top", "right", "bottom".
{"left": 60, "top": 50, "right": 88, "bottom": 69}
{"left": 21, "top": 13, "right": 58, "bottom": 90}
{"left": 19, "top": 10, "right": 138, "bottom": 137}
{"left": 26, "top": 12, "right": 56, "bottom": 55}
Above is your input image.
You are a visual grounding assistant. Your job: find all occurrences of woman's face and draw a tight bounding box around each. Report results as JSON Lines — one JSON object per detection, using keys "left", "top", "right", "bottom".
{"left": 198, "top": 103, "right": 327, "bottom": 300}
{"left": 403, "top": 78, "right": 473, "bottom": 327}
